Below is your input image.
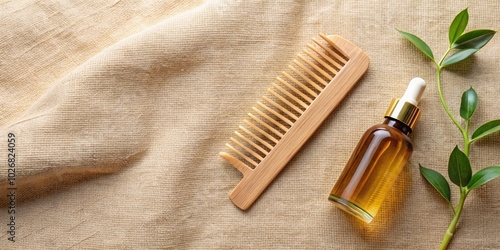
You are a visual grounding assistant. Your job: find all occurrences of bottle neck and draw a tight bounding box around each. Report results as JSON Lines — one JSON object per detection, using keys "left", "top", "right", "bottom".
{"left": 383, "top": 118, "right": 412, "bottom": 135}
{"left": 384, "top": 98, "right": 421, "bottom": 131}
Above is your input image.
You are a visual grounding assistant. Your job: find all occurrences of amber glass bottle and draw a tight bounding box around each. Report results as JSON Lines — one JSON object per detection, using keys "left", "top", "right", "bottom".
{"left": 329, "top": 78, "right": 426, "bottom": 223}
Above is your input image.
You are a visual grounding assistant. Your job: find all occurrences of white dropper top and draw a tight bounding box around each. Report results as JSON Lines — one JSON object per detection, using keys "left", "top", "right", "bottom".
{"left": 401, "top": 77, "right": 426, "bottom": 106}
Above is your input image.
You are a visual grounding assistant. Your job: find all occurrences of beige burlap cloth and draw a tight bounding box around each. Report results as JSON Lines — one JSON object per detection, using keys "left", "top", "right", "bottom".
{"left": 0, "top": 1, "right": 498, "bottom": 249}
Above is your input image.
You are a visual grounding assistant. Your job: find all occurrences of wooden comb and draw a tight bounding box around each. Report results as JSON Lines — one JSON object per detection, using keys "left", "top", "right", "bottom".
{"left": 220, "top": 34, "right": 369, "bottom": 210}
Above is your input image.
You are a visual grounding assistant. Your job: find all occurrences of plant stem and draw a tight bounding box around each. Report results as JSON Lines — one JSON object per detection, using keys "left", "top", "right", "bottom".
{"left": 437, "top": 47, "right": 452, "bottom": 66}
{"left": 436, "top": 67, "right": 464, "bottom": 134}
{"left": 436, "top": 55, "right": 471, "bottom": 151}
{"left": 439, "top": 188, "right": 469, "bottom": 250}
{"left": 435, "top": 48, "right": 474, "bottom": 249}
{"left": 464, "top": 120, "right": 471, "bottom": 155}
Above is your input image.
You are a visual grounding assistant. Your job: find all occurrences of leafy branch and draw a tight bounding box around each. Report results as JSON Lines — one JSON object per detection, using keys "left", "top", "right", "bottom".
{"left": 398, "top": 7, "right": 500, "bottom": 249}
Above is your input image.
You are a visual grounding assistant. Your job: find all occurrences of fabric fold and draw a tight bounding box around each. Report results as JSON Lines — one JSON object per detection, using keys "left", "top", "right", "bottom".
{"left": 0, "top": 0, "right": 498, "bottom": 249}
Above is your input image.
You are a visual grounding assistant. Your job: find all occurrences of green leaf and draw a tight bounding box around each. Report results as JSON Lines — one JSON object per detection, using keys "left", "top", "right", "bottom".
{"left": 420, "top": 164, "right": 451, "bottom": 202}
{"left": 459, "top": 87, "right": 477, "bottom": 120}
{"left": 449, "top": 8, "right": 469, "bottom": 44}
{"left": 448, "top": 146, "right": 472, "bottom": 187}
{"left": 397, "top": 29, "right": 434, "bottom": 61}
{"left": 453, "top": 29, "right": 496, "bottom": 49}
{"left": 471, "top": 119, "right": 500, "bottom": 141}
{"left": 441, "top": 48, "right": 478, "bottom": 67}
{"left": 467, "top": 166, "right": 500, "bottom": 190}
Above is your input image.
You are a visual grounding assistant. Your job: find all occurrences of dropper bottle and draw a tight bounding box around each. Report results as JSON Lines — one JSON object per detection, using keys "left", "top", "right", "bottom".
{"left": 329, "top": 77, "right": 426, "bottom": 223}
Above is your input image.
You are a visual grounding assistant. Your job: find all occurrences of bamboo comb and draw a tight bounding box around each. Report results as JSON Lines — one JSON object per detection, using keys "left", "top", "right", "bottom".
{"left": 220, "top": 34, "right": 369, "bottom": 210}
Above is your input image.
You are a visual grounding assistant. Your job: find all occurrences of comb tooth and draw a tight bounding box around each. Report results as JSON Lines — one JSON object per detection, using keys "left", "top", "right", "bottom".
{"left": 288, "top": 65, "right": 323, "bottom": 91}
{"left": 276, "top": 77, "right": 313, "bottom": 103}
{"left": 225, "top": 143, "right": 258, "bottom": 167}
{"left": 271, "top": 83, "right": 308, "bottom": 109}
{"left": 262, "top": 96, "right": 299, "bottom": 121}
{"left": 267, "top": 89, "right": 304, "bottom": 115}
{"left": 319, "top": 33, "right": 349, "bottom": 60}
{"left": 307, "top": 43, "right": 343, "bottom": 70}
{"left": 252, "top": 107, "right": 289, "bottom": 132}
{"left": 235, "top": 131, "right": 269, "bottom": 155}
{"left": 257, "top": 101, "right": 294, "bottom": 126}
{"left": 248, "top": 113, "right": 284, "bottom": 138}
{"left": 219, "top": 152, "right": 253, "bottom": 176}
{"left": 297, "top": 54, "right": 333, "bottom": 79}
{"left": 302, "top": 50, "right": 338, "bottom": 74}
{"left": 244, "top": 119, "right": 279, "bottom": 144}
{"left": 281, "top": 71, "right": 318, "bottom": 98}
{"left": 239, "top": 126, "right": 273, "bottom": 149}
{"left": 313, "top": 37, "right": 347, "bottom": 64}
{"left": 293, "top": 59, "right": 329, "bottom": 86}
{"left": 230, "top": 137, "right": 264, "bottom": 161}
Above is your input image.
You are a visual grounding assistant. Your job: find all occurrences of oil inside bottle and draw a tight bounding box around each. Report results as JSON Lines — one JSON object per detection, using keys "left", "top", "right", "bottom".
{"left": 328, "top": 77, "right": 426, "bottom": 223}
{"left": 329, "top": 118, "right": 412, "bottom": 223}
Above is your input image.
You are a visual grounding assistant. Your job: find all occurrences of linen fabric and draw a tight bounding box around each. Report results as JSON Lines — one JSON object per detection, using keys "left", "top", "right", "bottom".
{"left": 0, "top": 0, "right": 499, "bottom": 249}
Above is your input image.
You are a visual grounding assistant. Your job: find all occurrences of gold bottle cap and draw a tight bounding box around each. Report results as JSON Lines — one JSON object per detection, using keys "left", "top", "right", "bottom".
{"left": 384, "top": 77, "right": 426, "bottom": 131}
{"left": 384, "top": 98, "right": 421, "bottom": 130}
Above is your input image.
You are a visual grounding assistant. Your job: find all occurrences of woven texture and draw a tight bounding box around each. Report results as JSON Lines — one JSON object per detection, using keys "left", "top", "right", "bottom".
{"left": 1, "top": 0, "right": 499, "bottom": 249}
